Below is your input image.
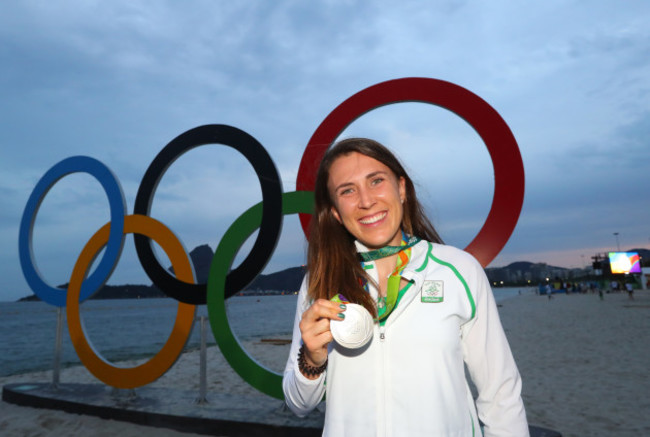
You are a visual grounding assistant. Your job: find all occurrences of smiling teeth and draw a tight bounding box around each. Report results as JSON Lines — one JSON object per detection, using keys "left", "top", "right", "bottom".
{"left": 359, "top": 212, "right": 386, "bottom": 224}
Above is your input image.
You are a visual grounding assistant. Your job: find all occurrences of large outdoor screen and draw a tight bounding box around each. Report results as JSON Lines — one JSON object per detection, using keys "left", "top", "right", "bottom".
{"left": 608, "top": 252, "right": 641, "bottom": 274}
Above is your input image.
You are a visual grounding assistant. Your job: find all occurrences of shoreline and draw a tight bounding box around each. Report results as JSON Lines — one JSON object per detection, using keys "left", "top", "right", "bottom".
{"left": 2, "top": 291, "right": 650, "bottom": 436}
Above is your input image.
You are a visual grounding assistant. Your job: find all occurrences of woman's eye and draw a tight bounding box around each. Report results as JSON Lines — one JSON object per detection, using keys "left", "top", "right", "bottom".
{"left": 371, "top": 177, "right": 384, "bottom": 185}
{"left": 340, "top": 188, "right": 354, "bottom": 196}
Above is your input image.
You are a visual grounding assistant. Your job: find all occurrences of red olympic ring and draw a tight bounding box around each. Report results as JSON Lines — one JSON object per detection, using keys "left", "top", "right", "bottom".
{"left": 296, "top": 77, "right": 524, "bottom": 267}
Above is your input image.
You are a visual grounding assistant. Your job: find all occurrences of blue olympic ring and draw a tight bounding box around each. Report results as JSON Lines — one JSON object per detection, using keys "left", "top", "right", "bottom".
{"left": 18, "top": 156, "right": 126, "bottom": 307}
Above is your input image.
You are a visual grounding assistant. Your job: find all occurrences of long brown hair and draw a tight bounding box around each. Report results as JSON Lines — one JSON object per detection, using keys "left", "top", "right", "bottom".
{"left": 307, "top": 138, "right": 443, "bottom": 315}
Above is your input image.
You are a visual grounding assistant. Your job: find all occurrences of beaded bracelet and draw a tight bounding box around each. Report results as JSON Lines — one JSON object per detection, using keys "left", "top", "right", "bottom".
{"left": 298, "top": 344, "right": 328, "bottom": 377}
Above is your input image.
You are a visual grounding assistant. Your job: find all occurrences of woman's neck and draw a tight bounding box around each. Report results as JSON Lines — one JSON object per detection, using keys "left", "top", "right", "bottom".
{"left": 374, "top": 254, "right": 398, "bottom": 297}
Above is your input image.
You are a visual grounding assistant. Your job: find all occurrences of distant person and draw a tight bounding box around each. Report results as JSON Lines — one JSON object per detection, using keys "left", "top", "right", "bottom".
{"left": 282, "top": 138, "right": 529, "bottom": 436}
{"left": 626, "top": 282, "right": 634, "bottom": 300}
{"left": 546, "top": 283, "right": 553, "bottom": 300}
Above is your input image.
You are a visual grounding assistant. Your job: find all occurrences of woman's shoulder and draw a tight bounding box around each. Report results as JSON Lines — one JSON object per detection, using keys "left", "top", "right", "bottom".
{"left": 414, "top": 240, "right": 483, "bottom": 271}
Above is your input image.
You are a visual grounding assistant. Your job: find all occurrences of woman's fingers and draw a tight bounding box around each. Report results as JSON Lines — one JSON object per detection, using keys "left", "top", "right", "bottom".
{"left": 304, "top": 318, "right": 333, "bottom": 341}
{"left": 304, "top": 298, "right": 346, "bottom": 322}
{"left": 299, "top": 299, "right": 346, "bottom": 336}
{"left": 299, "top": 299, "right": 347, "bottom": 366}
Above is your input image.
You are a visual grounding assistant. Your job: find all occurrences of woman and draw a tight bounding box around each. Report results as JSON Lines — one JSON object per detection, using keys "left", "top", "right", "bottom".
{"left": 283, "top": 138, "right": 528, "bottom": 436}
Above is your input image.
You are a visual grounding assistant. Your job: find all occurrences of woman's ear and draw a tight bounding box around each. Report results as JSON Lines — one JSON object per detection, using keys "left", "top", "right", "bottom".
{"left": 399, "top": 177, "right": 406, "bottom": 204}
{"left": 330, "top": 206, "right": 342, "bottom": 224}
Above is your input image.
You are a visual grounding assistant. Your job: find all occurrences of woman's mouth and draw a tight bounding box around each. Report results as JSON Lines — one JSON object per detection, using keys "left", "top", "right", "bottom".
{"left": 359, "top": 211, "right": 387, "bottom": 225}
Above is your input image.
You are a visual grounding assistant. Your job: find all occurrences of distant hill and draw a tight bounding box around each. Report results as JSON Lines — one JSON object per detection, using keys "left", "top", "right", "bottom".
{"left": 18, "top": 245, "right": 649, "bottom": 301}
{"left": 171, "top": 244, "right": 305, "bottom": 292}
{"left": 485, "top": 261, "right": 567, "bottom": 284}
{"left": 244, "top": 266, "right": 306, "bottom": 292}
{"left": 18, "top": 284, "right": 164, "bottom": 302}
{"left": 18, "top": 244, "right": 305, "bottom": 302}
{"left": 168, "top": 244, "right": 214, "bottom": 283}
{"left": 485, "top": 248, "right": 650, "bottom": 284}
{"left": 488, "top": 261, "right": 566, "bottom": 273}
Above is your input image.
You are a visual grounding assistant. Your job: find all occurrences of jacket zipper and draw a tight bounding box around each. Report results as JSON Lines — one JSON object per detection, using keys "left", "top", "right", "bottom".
{"left": 379, "top": 323, "right": 388, "bottom": 437}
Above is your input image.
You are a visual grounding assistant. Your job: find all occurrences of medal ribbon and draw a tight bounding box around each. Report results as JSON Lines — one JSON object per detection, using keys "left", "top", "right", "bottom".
{"left": 358, "top": 234, "right": 420, "bottom": 262}
{"left": 360, "top": 232, "right": 419, "bottom": 323}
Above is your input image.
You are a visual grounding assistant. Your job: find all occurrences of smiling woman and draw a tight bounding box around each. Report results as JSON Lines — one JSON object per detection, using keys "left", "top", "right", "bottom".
{"left": 282, "top": 138, "right": 529, "bottom": 437}
{"left": 305, "top": 138, "right": 443, "bottom": 317}
{"left": 328, "top": 152, "right": 406, "bottom": 249}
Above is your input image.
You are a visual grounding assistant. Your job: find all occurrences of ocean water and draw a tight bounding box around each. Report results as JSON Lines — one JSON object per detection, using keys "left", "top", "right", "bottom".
{"left": 0, "top": 287, "right": 530, "bottom": 377}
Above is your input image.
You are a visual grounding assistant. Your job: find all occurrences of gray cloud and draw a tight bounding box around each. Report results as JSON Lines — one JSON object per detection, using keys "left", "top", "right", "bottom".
{"left": 2, "top": 1, "right": 650, "bottom": 301}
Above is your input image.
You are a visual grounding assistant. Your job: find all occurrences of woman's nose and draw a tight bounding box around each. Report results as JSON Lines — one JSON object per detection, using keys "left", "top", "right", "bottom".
{"left": 357, "top": 187, "right": 375, "bottom": 209}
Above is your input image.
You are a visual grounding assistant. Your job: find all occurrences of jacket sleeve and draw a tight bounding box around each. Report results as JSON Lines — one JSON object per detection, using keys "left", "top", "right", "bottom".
{"left": 282, "top": 275, "right": 326, "bottom": 417}
{"left": 460, "top": 260, "right": 529, "bottom": 437}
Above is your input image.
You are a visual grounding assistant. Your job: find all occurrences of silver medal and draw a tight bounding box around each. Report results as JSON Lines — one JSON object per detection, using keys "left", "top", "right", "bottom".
{"left": 330, "top": 303, "right": 374, "bottom": 349}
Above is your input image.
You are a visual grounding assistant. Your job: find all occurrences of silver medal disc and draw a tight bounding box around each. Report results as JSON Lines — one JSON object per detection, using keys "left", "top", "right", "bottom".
{"left": 330, "top": 303, "right": 374, "bottom": 349}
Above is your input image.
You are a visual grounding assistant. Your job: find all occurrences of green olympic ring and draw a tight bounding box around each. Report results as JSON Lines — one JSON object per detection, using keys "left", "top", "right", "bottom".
{"left": 207, "top": 190, "right": 314, "bottom": 399}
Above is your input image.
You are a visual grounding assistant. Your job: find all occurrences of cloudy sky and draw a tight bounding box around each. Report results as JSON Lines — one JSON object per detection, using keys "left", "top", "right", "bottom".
{"left": 1, "top": 1, "right": 649, "bottom": 302}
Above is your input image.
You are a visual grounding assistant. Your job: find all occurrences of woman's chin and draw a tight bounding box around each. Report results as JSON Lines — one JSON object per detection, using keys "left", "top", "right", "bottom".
{"left": 357, "top": 234, "right": 400, "bottom": 249}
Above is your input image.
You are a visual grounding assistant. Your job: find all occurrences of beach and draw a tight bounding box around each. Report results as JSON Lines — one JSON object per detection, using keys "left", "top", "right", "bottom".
{"left": 500, "top": 290, "right": 650, "bottom": 436}
{"left": 2, "top": 290, "right": 649, "bottom": 436}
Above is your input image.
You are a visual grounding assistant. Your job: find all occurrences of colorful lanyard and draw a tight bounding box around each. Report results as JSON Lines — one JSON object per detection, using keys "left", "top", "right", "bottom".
{"left": 358, "top": 233, "right": 420, "bottom": 262}
{"left": 360, "top": 232, "right": 419, "bottom": 323}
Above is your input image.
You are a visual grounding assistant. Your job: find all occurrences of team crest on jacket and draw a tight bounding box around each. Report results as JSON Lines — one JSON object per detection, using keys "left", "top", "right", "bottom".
{"left": 421, "top": 280, "right": 444, "bottom": 303}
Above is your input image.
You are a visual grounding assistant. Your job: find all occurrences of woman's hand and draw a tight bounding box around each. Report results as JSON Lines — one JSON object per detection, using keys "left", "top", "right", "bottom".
{"left": 299, "top": 299, "right": 346, "bottom": 372}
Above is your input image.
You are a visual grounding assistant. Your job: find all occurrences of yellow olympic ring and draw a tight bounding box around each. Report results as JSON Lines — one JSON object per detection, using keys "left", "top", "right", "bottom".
{"left": 66, "top": 214, "right": 196, "bottom": 389}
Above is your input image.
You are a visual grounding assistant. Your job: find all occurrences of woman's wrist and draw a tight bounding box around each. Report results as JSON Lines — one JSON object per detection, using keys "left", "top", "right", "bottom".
{"left": 298, "top": 344, "right": 327, "bottom": 379}
{"left": 303, "top": 346, "right": 327, "bottom": 367}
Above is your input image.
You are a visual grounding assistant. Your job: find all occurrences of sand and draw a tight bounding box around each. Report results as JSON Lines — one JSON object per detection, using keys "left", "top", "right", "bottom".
{"left": 2, "top": 290, "right": 649, "bottom": 436}
{"left": 499, "top": 290, "right": 650, "bottom": 436}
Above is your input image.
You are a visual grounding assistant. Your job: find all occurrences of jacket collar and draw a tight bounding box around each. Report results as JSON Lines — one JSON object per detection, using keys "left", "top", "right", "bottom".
{"left": 355, "top": 239, "right": 431, "bottom": 302}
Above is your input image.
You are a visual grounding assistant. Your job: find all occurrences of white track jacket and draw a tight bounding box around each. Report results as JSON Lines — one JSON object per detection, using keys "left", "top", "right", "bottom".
{"left": 282, "top": 241, "right": 529, "bottom": 437}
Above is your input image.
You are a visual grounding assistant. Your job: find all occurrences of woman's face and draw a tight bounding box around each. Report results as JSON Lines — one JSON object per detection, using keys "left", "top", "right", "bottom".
{"left": 327, "top": 152, "right": 406, "bottom": 249}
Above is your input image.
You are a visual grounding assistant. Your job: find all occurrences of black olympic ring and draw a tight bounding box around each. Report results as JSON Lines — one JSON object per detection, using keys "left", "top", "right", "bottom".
{"left": 133, "top": 124, "right": 283, "bottom": 305}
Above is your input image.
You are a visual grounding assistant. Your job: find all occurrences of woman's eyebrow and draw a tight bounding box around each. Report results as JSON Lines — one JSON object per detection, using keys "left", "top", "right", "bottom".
{"left": 366, "top": 170, "right": 389, "bottom": 179}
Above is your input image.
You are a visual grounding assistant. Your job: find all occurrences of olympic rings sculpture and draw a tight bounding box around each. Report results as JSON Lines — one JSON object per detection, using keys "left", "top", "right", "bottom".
{"left": 18, "top": 78, "right": 524, "bottom": 399}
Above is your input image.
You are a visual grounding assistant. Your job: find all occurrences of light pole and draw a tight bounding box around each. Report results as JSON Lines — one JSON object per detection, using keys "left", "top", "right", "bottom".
{"left": 613, "top": 232, "right": 620, "bottom": 252}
